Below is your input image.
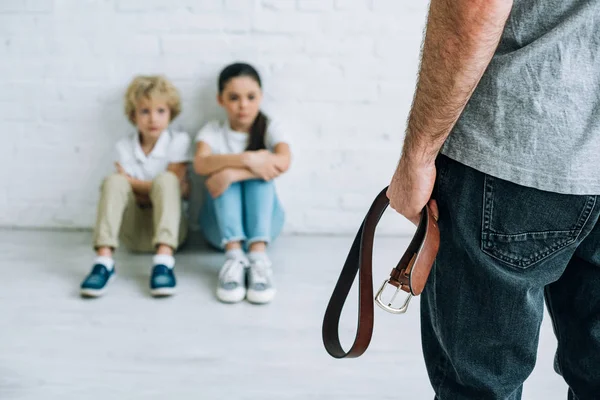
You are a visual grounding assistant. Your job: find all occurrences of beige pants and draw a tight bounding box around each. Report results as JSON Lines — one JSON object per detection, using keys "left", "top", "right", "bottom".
{"left": 93, "top": 172, "right": 188, "bottom": 253}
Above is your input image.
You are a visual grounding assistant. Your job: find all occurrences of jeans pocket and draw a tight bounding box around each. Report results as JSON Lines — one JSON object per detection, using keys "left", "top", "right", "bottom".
{"left": 481, "top": 174, "right": 595, "bottom": 270}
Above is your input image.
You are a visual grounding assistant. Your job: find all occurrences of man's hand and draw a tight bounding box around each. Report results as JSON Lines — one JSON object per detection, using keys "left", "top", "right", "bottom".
{"left": 387, "top": 156, "right": 439, "bottom": 226}
{"left": 385, "top": 0, "right": 511, "bottom": 226}
{"left": 243, "top": 150, "right": 281, "bottom": 181}
{"left": 206, "top": 169, "right": 234, "bottom": 198}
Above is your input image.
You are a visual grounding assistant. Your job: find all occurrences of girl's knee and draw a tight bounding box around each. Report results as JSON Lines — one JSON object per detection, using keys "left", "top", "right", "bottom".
{"left": 244, "top": 179, "right": 275, "bottom": 193}
{"left": 245, "top": 178, "right": 273, "bottom": 186}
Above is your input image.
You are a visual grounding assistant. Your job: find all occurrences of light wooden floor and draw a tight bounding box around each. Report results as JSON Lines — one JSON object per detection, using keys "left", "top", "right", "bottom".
{"left": 1, "top": 230, "right": 567, "bottom": 399}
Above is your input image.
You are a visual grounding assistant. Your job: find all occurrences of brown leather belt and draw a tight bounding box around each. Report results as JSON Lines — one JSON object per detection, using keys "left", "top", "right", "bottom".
{"left": 322, "top": 186, "right": 440, "bottom": 359}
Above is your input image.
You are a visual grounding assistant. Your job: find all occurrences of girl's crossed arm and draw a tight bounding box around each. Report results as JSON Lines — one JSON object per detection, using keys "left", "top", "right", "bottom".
{"left": 193, "top": 142, "right": 249, "bottom": 176}
{"left": 194, "top": 141, "right": 284, "bottom": 180}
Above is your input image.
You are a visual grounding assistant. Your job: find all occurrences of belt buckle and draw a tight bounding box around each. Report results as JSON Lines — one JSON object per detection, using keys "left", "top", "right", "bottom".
{"left": 374, "top": 279, "right": 412, "bottom": 314}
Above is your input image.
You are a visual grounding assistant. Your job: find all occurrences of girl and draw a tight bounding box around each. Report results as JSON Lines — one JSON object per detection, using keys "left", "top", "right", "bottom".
{"left": 193, "top": 62, "right": 292, "bottom": 304}
{"left": 80, "top": 75, "right": 190, "bottom": 298}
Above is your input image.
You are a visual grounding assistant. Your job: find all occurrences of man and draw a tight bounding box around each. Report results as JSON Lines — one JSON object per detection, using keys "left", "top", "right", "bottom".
{"left": 387, "top": 0, "right": 600, "bottom": 398}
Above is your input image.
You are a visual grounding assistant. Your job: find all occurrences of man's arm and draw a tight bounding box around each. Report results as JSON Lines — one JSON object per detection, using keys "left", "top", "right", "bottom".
{"left": 388, "top": 0, "right": 513, "bottom": 224}
{"left": 403, "top": 0, "right": 513, "bottom": 164}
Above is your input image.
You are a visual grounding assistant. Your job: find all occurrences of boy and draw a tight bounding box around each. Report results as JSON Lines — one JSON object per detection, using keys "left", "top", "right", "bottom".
{"left": 80, "top": 75, "right": 190, "bottom": 298}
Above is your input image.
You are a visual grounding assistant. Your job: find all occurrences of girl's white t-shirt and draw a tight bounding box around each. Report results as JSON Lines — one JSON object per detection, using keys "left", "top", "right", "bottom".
{"left": 194, "top": 119, "right": 287, "bottom": 154}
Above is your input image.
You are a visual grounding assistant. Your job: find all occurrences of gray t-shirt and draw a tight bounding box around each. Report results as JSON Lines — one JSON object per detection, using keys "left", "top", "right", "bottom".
{"left": 441, "top": 0, "right": 600, "bottom": 195}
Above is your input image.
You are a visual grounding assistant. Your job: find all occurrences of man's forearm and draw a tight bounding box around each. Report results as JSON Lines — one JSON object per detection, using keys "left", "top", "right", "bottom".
{"left": 403, "top": 0, "right": 513, "bottom": 164}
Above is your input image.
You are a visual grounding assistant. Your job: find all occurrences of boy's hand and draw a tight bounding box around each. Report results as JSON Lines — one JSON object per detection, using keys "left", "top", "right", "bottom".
{"left": 115, "top": 162, "right": 127, "bottom": 175}
{"left": 134, "top": 193, "right": 152, "bottom": 206}
{"left": 206, "top": 169, "right": 234, "bottom": 198}
{"left": 115, "top": 162, "right": 136, "bottom": 184}
{"left": 180, "top": 178, "right": 190, "bottom": 199}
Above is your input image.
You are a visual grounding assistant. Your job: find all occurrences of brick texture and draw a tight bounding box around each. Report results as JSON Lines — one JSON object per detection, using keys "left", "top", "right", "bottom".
{"left": 1, "top": 0, "right": 428, "bottom": 234}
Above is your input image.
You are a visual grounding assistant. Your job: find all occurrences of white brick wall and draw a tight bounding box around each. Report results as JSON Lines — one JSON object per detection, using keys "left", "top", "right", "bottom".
{"left": 1, "top": 0, "right": 429, "bottom": 235}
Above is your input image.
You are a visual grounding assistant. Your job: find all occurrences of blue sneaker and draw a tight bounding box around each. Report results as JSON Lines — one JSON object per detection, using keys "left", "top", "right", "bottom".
{"left": 80, "top": 264, "right": 115, "bottom": 298}
{"left": 150, "top": 265, "right": 176, "bottom": 297}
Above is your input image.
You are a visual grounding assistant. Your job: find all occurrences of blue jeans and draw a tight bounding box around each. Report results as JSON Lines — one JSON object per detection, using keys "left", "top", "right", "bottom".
{"left": 423, "top": 154, "right": 600, "bottom": 399}
{"left": 199, "top": 179, "right": 285, "bottom": 251}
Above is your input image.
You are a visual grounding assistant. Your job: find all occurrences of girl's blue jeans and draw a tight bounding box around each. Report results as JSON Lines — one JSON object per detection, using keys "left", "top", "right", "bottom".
{"left": 199, "top": 179, "right": 285, "bottom": 251}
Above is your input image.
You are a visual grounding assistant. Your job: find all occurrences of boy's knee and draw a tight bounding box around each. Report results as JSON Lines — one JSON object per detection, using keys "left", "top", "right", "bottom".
{"left": 101, "top": 173, "right": 130, "bottom": 192}
{"left": 152, "top": 171, "right": 179, "bottom": 190}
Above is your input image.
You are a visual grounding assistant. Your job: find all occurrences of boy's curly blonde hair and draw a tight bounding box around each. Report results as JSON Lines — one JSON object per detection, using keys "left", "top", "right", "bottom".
{"left": 124, "top": 75, "right": 181, "bottom": 125}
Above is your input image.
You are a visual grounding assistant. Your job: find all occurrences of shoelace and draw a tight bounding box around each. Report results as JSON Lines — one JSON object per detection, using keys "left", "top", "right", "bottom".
{"left": 219, "top": 258, "right": 245, "bottom": 283}
{"left": 250, "top": 261, "right": 271, "bottom": 284}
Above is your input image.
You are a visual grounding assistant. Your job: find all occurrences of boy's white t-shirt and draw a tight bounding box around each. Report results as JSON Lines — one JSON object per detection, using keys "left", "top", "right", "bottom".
{"left": 194, "top": 119, "right": 287, "bottom": 154}
{"left": 115, "top": 130, "right": 191, "bottom": 181}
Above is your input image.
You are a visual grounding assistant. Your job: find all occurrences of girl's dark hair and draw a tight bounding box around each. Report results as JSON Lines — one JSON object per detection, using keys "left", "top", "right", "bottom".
{"left": 218, "top": 62, "right": 267, "bottom": 151}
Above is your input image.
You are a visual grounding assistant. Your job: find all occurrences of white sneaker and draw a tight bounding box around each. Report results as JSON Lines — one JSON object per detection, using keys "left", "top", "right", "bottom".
{"left": 216, "top": 255, "right": 248, "bottom": 303}
{"left": 246, "top": 259, "right": 276, "bottom": 304}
